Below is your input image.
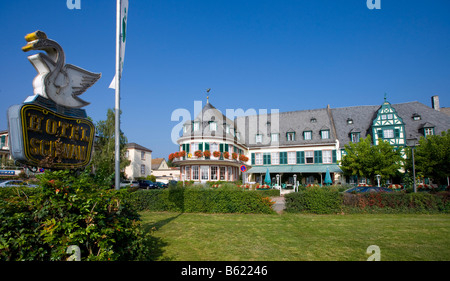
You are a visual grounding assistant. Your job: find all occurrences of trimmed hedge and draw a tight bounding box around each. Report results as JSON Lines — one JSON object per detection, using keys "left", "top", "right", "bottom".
{"left": 285, "top": 188, "right": 342, "bottom": 214}
{"left": 285, "top": 187, "right": 450, "bottom": 214}
{"left": 128, "top": 188, "right": 275, "bottom": 214}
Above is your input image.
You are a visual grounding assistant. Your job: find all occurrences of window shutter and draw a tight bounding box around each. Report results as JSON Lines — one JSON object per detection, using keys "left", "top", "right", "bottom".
{"left": 205, "top": 142, "right": 210, "bottom": 151}
{"left": 297, "top": 151, "right": 305, "bottom": 164}
{"left": 225, "top": 144, "right": 229, "bottom": 152}
{"left": 251, "top": 153, "right": 255, "bottom": 165}
{"left": 280, "top": 152, "right": 287, "bottom": 164}
{"left": 377, "top": 130, "right": 383, "bottom": 139}
{"left": 199, "top": 143, "right": 203, "bottom": 151}
{"left": 314, "top": 151, "right": 322, "bottom": 164}
{"left": 219, "top": 143, "right": 224, "bottom": 152}
{"left": 332, "top": 150, "right": 337, "bottom": 163}
{"left": 394, "top": 129, "right": 400, "bottom": 138}
{"left": 186, "top": 143, "right": 190, "bottom": 153}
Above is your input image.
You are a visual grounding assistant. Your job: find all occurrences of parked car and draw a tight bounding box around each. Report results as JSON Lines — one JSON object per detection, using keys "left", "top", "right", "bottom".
{"left": 344, "top": 186, "right": 393, "bottom": 193}
{"left": 119, "top": 180, "right": 139, "bottom": 188}
{"left": 0, "top": 180, "right": 37, "bottom": 188}
{"left": 138, "top": 180, "right": 158, "bottom": 189}
{"left": 154, "top": 182, "right": 168, "bottom": 189}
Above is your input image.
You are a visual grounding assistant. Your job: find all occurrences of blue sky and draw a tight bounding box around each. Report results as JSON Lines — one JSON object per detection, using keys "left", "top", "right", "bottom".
{"left": 0, "top": 0, "right": 449, "bottom": 159}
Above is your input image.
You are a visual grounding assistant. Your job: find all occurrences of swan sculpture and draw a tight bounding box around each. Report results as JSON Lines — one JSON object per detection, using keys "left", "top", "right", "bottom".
{"left": 22, "top": 31, "right": 101, "bottom": 108}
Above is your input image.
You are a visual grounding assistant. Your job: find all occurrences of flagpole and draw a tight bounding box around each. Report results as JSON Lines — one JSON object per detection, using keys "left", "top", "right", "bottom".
{"left": 114, "top": 0, "right": 121, "bottom": 190}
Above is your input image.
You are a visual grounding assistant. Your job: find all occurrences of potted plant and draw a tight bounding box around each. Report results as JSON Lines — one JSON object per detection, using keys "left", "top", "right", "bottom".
{"left": 223, "top": 151, "right": 230, "bottom": 159}
{"left": 194, "top": 150, "right": 203, "bottom": 158}
{"left": 232, "top": 152, "right": 238, "bottom": 160}
{"left": 239, "top": 154, "right": 249, "bottom": 162}
{"left": 168, "top": 153, "right": 175, "bottom": 161}
{"left": 213, "top": 151, "right": 221, "bottom": 158}
{"left": 203, "top": 150, "right": 211, "bottom": 158}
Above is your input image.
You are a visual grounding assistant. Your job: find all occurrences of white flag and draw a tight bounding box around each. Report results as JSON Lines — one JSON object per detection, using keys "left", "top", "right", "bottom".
{"left": 109, "top": 0, "right": 129, "bottom": 89}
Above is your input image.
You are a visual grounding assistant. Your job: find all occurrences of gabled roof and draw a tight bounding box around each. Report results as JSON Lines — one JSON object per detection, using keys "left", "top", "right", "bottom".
{"left": 126, "top": 143, "right": 152, "bottom": 153}
{"left": 151, "top": 158, "right": 166, "bottom": 170}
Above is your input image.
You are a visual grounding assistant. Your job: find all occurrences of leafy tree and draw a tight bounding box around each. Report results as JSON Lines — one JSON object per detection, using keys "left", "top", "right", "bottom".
{"left": 90, "top": 109, "right": 130, "bottom": 185}
{"left": 413, "top": 130, "right": 450, "bottom": 185}
{"left": 340, "top": 135, "right": 403, "bottom": 184}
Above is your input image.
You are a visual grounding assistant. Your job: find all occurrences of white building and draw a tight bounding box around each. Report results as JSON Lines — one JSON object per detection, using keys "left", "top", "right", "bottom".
{"left": 125, "top": 143, "right": 152, "bottom": 180}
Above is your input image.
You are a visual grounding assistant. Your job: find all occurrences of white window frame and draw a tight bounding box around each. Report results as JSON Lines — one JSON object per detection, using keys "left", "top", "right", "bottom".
{"left": 322, "top": 150, "right": 332, "bottom": 164}
{"left": 303, "top": 131, "right": 312, "bottom": 140}
{"left": 424, "top": 127, "right": 434, "bottom": 137}
{"left": 384, "top": 129, "right": 394, "bottom": 139}
{"left": 193, "top": 121, "right": 200, "bottom": 131}
{"left": 271, "top": 152, "right": 279, "bottom": 165}
{"left": 185, "top": 166, "right": 191, "bottom": 180}
{"left": 201, "top": 166, "right": 209, "bottom": 180}
{"left": 209, "top": 121, "right": 217, "bottom": 131}
{"left": 271, "top": 133, "right": 279, "bottom": 142}
{"left": 192, "top": 166, "right": 199, "bottom": 180}
{"left": 255, "top": 153, "right": 263, "bottom": 165}
{"left": 211, "top": 166, "right": 218, "bottom": 180}
{"left": 287, "top": 132, "right": 295, "bottom": 141}
{"left": 305, "top": 151, "right": 314, "bottom": 164}
{"left": 321, "top": 130, "right": 330, "bottom": 139}
{"left": 140, "top": 164, "right": 146, "bottom": 175}
{"left": 141, "top": 151, "right": 146, "bottom": 160}
{"left": 255, "top": 134, "right": 262, "bottom": 143}
{"left": 288, "top": 152, "right": 296, "bottom": 165}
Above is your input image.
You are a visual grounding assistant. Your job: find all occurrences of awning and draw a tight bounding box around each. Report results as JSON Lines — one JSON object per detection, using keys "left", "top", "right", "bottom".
{"left": 247, "top": 164, "right": 342, "bottom": 174}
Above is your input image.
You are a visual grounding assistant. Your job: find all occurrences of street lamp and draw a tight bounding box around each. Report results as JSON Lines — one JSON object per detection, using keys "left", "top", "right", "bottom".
{"left": 406, "top": 137, "right": 418, "bottom": 193}
{"left": 276, "top": 174, "right": 280, "bottom": 188}
{"left": 376, "top": 174, "right": 381, "bottom": 187}
{"left": 293, "top": 174, "right": 297, "bottom": 192}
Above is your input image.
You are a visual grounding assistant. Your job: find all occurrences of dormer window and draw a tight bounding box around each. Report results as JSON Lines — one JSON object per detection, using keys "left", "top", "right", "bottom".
{"left": 310, "top": 118, "right": 317, "bottom": 123}
{"left": 303, "top": 131, "right": 312, "bottom": 140}
{"left": 209, "top": 121, "right": 217, "bottom": 131}
{"left": 193, "top": 121, "right": 200, "bottom": 131}
{"left": 347, "top": 118, "right": 353, "bottom": 124}
{"left": 255, "top": 134, "right": 262, "bottom": 143}
{"left": 424, "top": 127, "right": 434, "bottom": 137}
{"left": 321, "top": 129, "right": 330, "bottom": 139}
{"left": 286, "top": 132, "right": 295, "bottom": 141}
{"left": 412, "top": 113, "right": 421, "bottom": 121}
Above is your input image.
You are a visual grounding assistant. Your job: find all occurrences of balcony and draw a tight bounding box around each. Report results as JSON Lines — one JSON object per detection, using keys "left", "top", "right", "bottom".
{"left": 170, "top": 151, "right": 249, "bottom": 166}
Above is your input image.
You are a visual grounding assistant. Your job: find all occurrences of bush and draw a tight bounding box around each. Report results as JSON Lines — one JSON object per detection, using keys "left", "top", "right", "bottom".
{"left": 128, "top": 188, "right": 275, "bottom": 214}
{"left": 0, "top": 170, "right": 153, "bottom": 261}
{"left": 285, "top": 187, "right": 342, "bottom": 214}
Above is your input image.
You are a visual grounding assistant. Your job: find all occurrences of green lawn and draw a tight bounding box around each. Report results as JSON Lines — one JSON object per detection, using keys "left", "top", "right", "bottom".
{"left": 140, "top": 212, "right": 450, "bottom": 261}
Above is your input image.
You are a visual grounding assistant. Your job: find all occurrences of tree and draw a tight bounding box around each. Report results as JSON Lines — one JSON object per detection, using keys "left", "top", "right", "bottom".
{"left": 340, "top": 135, "right": 403, "bottom": 184}
{"left": 90, "top": 109, "right": 130, "bottom": 185}
{"left": 413, "top": 130, "right": 450, "bottom": 185}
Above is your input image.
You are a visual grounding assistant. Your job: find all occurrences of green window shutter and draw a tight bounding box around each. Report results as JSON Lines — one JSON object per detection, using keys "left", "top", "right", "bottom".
{"left": 394, "top": 129, "right": 400, "bottom": 138}
{"left": 186, "top": 143, "right": 190, "bottom": 153}
{"left": 263, "top": 153, "right": 271, "bottom": 165}
{"left": 332, "top": 150, "right": 337, "bottom": 163}
{"left": 199, "top": 143, "right": 203, "bottom": 151}
{"left": 297, "top": 151, "right": 305, "bottom": 164}
{"left": 377, "top": 130, "right": 383, "bottom": 139}
{"left": 0, "top": 136, "right": 4, "bottom": 147}
{"left": 219, "top": 143, "right": 224, "bottom": 152}
{"left": 314, "top": 151, "right": 322, "bottom": 164}
{"left": 225, "top": 144, "right": 229, "bottom": 152}
{"left": 280, "top": 152, "right": 287, "bottom": 164}
{"left": 205, "top": 142, "right": 210, "bottom": 151}
{"left": 251, "top": 153, "right": 255, "bottom": 165}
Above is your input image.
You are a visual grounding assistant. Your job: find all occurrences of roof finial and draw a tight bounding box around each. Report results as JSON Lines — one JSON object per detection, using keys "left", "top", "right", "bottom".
{"left": 384, "top": 92, "right": 387, "bottom": 102}
{"left": 206, "top": 88, "right": 211, "bottom": 104}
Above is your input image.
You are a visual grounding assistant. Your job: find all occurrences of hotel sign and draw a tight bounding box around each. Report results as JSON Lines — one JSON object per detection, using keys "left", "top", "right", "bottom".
{"left": 7, "top": 31, "right": 100, "bottom": 170}
{"left": 8, "top": 104, "right": 94, "bottom": 169}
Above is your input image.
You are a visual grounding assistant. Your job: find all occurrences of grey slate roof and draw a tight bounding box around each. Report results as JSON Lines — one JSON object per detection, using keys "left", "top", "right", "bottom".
{"left": 235, "top": 107, "right": 337, "bottom": 148}
{"left": 179, "top": 100, "right": 450, "bottom": 150}
{"left": 126, "top": 143, "right": 152, "bottom": 153}
{"left": 331, "top": 101, "right": 450, "bottom": 148}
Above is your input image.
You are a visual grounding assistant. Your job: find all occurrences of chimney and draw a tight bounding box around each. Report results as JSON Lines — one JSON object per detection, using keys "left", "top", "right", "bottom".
{"left": 431, "top": 95, "right": 440, "bottom": 111}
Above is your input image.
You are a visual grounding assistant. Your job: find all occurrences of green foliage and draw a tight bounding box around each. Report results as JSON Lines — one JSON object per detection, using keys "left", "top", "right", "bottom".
{"left": 342, "top": 192, "right": 450, "bottom": 214}
{"left": 285, "top": 187, "right": 343, "bottom": 214}
{"left": 413, "top": 130, "right": 450, "bottom": 185}
{"left": 0, "top": 170, "right": 152, "bottom": 261}
{"left": 91, "top": 109, "right": 130, "bottom": 185}
{"left": 340, "top": 135, "right": 403, "bottom": 183}
{"left": 128, "top": 188, "right": 275, "bottom": 214}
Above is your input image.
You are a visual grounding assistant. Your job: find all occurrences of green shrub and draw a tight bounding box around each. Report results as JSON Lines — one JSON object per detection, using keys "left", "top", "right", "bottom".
{"left": 285, "top": 187, "right": 342, "bottom": 214}
{"left": 0, "top": 170, "right": 153, "bottom": 261}
{"left": 128, "top": 188, "right": 275, "bottom": 214}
